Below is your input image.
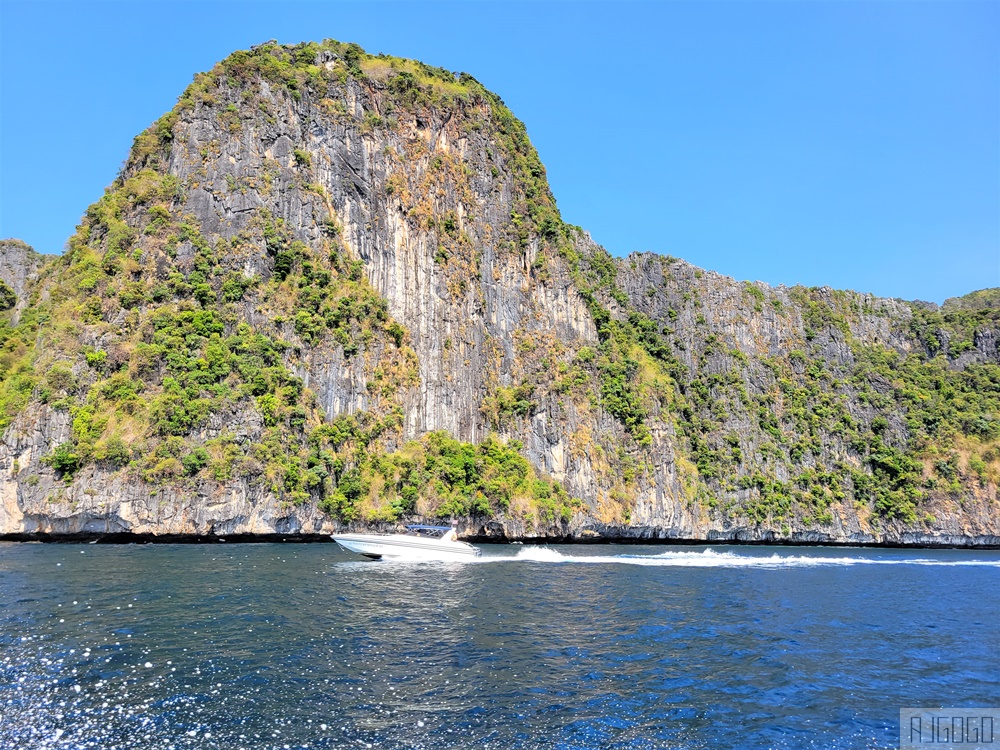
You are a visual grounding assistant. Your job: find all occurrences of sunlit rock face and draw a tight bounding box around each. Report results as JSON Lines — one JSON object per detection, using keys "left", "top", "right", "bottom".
{"left": 1, "top": 41, "right": 997, "bottom": 545}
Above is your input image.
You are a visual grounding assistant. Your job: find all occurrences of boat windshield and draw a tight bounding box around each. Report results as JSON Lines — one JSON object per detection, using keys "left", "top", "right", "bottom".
{"left": 404, "top": 525, "right": 452, "bottom": 532}
{"left": 405, "top": 524, "right": 458, "bottom": 541}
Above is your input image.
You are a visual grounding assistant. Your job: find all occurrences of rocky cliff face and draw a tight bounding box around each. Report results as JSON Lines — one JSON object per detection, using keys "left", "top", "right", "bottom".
{"left": 597, "top": 254, "right": 999, "bottom": 545}
{"left": 1, "top": 40, "right": 997, "bottom": 545}
{"left": 0, "top": 239, "right": 46, "bottom": 323}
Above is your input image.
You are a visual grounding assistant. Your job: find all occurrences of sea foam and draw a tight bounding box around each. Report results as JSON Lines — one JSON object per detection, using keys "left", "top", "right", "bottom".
{"left": 492, "top": 546, "right": 1000, "bottom": 568}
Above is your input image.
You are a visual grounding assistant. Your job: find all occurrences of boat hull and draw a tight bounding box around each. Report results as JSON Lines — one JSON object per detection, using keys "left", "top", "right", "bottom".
{"left": 332, "top": 533, "right": 481, "bottom": 561}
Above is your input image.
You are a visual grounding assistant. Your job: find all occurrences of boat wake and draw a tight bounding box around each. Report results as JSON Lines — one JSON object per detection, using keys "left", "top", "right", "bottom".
{"left": 490, "top": 546, "right": 1000, "bottom": 568}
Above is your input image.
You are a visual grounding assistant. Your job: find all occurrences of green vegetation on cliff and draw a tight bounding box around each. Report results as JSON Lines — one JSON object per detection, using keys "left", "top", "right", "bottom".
{"left": 0, "top": 39, "right": 572, "bottom": 528}
{"left": 319, "top": 429, "right": 578, "bottom": 524}
{"left": 0, "top": 39, "right": 996, "bottom": 540}
{"left": 0, "top": 280, "right": 16, "bottom": 311}
{"left": 942, "top": 287, "right": 1000, "bottom": 312}
{"left": 555, "top": 247, "right": 1000, "bottom": 526}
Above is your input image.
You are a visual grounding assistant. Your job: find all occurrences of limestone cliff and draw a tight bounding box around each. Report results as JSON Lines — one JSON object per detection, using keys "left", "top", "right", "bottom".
{"left": 0, "top": 239, "right": 47, "bottom": 323}
{"left": 0, "top": 41, "right": 997, "bottom": 545}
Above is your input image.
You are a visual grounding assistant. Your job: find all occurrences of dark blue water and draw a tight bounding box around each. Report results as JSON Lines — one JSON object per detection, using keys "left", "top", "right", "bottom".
{"left": 1, "top": 543, "right": 997, "bottom": 749}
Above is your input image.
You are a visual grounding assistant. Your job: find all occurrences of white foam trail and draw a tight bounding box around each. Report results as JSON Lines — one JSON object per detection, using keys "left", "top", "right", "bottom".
{"left": 491, "top": 546, "right": 1000, "bottom": 568}
{"left": 507, "top": 546, "right": 565, "bottom": 563}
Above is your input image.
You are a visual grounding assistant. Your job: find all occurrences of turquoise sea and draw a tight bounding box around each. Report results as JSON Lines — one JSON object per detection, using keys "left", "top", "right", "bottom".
{"left": 1, "top": 542, "right": 998, "bottom": 749}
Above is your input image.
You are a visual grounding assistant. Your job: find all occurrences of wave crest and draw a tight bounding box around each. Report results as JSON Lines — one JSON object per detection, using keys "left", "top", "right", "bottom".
{"left": 495, "top": 546, "right": 1000, "bottom": 568}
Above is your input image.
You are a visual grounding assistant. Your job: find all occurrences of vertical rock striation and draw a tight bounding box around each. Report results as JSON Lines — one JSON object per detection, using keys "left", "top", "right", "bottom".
{"left": 0, "top": 239, "right": 47, "bottom": 323}
{"left": 0, "top": 41, "right": 997, "bottom": 545}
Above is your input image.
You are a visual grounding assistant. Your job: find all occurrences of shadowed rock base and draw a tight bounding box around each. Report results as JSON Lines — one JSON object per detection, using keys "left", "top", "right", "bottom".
{"left": 3, "top": 529, "right": 997, "bottom": 549}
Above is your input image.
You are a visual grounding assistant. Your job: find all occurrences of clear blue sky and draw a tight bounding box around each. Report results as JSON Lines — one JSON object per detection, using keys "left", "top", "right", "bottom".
{"left": 1, "top": 1, "right": 997, "bottom": 303}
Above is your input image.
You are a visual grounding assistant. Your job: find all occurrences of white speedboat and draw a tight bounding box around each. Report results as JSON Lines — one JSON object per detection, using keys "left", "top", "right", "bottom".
{"left": 332, "top": 524, "right": 481, "bottom": 561}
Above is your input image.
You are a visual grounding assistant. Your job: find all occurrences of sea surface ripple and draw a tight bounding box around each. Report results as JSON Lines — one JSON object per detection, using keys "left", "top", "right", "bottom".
{"left": 1, "top": 543, "right": 997, "bottom": 749}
